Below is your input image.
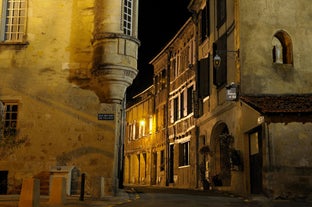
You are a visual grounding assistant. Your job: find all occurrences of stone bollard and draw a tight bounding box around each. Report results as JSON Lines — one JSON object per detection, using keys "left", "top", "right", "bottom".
{"left": 49, "top": 176, "right": 66, "bottom": 205}
{"left": 18, "top": 178, "right": 40, "bottom": 207}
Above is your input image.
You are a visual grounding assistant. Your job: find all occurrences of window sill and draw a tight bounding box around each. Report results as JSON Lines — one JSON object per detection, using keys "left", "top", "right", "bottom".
{"left": 178, "top": 165, "right": 190, "bottom": 169}
{"left": 0, "top": 41, "right": 29, "bottom": 46}
{"left": 272, "top": 63, "right": 293, "bottom": 70}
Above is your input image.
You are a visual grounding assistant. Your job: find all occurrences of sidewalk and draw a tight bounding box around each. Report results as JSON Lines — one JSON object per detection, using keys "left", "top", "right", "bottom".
{"left": 0, "top": 191, "right": 135, "bottom": 207}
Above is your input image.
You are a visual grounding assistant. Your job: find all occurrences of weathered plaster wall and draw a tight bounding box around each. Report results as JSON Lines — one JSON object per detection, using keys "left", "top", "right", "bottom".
{"left": 265, "top": 122, "right": 312, "bottom": 198}
{"left": 0, "top": 0, "right": 123, "bottom": 196}
{"left": 239, "top": 0, "right": 312, "bottom": 94}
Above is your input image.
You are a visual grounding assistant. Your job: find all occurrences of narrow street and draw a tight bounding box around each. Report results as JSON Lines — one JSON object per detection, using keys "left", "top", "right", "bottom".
{"left": 117, "top": 187, "right": 312, "bottom": 207}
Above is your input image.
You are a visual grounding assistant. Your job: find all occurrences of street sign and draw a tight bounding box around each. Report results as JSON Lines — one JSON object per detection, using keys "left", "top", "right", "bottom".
{"left": 98, "top": 113, "right": 114, "bottom": 120}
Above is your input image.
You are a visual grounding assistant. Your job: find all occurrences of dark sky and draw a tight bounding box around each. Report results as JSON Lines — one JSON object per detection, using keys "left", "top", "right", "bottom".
{"left": 126, "top": 0, "right": 191, "bottom": 98}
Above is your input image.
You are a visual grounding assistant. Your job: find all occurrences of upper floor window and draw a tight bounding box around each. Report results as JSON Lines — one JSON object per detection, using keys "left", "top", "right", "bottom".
{"left": 161, "top": 69, "right": 166, "bottom": 89}
{"left": 272, "top": 30, "right": 293, "bottom": 65}
{"left": 200, "top": 0, "right": 210, "bottom": 42}
{"left": 217, "top": 0, "right": 226, "bottom": 28}
{"left": 1, "top": 0, "right": 27, "bottom": 43}
{"left": 187, "top": 86, "right": 194, "bottom": 114}
{"left": 123, "top": 0, "right": 133, "bottom": 35}
{"left": 1, "top": 101, "right": 18, "bottom": 138}
{"left": 139, "top": 119, "right": 145, "bottom": 138}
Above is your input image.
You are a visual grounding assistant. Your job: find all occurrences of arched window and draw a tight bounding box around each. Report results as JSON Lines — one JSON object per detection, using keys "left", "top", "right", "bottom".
{"left": 272, "top": 30, "right": 293, "bottom": 65}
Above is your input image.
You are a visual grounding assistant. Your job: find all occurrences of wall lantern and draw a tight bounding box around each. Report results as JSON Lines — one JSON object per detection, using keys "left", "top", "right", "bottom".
{"left": 213, "top": 49, "right": 240, "bottom": 69}
{"left": 226, "top": 82, "right": 239, "bottom": 101}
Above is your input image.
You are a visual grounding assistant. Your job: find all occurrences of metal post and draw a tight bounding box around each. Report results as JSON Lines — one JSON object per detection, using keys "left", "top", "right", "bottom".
{"left": 79, "top": 173, "right": 85, "bottom": 201}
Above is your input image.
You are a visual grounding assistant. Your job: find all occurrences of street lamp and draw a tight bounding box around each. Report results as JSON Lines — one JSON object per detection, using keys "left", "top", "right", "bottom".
{"left": 213, "top": 49, "right": 240, "bottom": 69}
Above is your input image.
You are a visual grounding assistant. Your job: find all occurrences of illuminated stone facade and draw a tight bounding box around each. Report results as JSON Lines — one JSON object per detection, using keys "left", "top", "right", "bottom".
{"left": 0, "top": 0, "right": 139, "bottom": 197}
{"left": 124, "top": 19, "right": 197, "bottom": 188}
{"left": 124, "top": 0, "right": 312, "bottom": 200}
{"left": 189, "top": 0, "right": 312, "bottom": 199}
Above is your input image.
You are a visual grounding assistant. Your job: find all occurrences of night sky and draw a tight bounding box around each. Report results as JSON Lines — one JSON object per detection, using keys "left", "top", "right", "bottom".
{"left": 126, "top": 0, "right": 191, "bottom": 98}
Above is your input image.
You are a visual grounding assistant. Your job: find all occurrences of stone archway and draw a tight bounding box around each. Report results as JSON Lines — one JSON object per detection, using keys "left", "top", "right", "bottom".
{"left": 210, "top": 122, "right": 233, "bottom": 186}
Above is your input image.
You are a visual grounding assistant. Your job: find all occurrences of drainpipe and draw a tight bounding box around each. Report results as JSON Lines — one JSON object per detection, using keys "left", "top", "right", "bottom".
{"left": 165, "top": 49, "right": 172, "bottom": 186}
{"left": 189, "top": 7, "right": 200, "bottom": 189}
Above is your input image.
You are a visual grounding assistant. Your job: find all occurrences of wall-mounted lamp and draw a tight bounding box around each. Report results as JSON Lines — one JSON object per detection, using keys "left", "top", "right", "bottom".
{"left": 213, "top": 49, "right": 240, "bottom": 69}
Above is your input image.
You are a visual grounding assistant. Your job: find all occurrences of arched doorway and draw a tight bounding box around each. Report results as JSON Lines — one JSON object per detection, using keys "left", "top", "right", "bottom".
{"left": 210, "top": 122, "right": 233, "bottom": 186}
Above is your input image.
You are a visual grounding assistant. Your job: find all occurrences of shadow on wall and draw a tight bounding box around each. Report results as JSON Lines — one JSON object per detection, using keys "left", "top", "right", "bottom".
{"left": 56, "top": 146, "right": 114, "bottom": 165}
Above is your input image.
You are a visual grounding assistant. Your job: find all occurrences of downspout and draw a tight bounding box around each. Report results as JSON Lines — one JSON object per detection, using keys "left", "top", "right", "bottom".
{"left": 165, "top": 49, "right": 172, "bottom": 186}
{"left": 119, "top": 95, "right": 127, "bottom": 189}
{"left": 189, "top": 7, "right": 200, "bottom": 189}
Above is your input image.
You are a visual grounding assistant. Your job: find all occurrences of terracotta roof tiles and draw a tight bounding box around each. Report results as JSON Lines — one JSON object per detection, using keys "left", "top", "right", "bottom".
{"left": 240, "top": 94, "right": 312, "bottom": 113}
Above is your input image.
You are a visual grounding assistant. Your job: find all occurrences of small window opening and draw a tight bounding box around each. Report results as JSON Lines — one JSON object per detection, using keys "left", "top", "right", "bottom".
{"left": 272, "top": 31, "right": 293, "bottom": 65}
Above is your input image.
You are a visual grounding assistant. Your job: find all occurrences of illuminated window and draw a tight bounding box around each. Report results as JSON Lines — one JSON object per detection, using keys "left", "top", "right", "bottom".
{"left": 1, "top": 102, "right": 18, "bottom": 138}
{"left": 123, "top": 0, "right": 133, "bottom": 35}
{"left": 1, "top": 0, "right": 27, "bottom": 42}
{"left": 148, "top": 115, "right": 153, "bottom": 135}
{"left": 139, "top": 119, "right": 145, "bottom": 138}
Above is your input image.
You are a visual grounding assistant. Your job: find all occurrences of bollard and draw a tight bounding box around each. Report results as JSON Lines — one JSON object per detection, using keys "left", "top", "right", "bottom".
{"left": 18, "top": 178, "right": 40, "bottom": 207}
{"left": 79, "top": 173, "right": 86, "bottom": 201}
{"left": 49, "top": 176, "right": 66, "bottom": 205}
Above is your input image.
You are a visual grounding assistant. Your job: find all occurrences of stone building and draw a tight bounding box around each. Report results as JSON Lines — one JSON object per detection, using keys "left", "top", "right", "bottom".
{"left": 124, "top": 86, "right": 155, "bottom": 185}
{"left": 124, "top": 0, "right": 312, "bottom": 200}
{"left": 124, "top": 18, "right": 198, "bottom": 188}
{"left": 0, "top": 0, "right": 139, "bottom": 197}
{"left": 189, "top": 0, "right": 312, "bottom": 199}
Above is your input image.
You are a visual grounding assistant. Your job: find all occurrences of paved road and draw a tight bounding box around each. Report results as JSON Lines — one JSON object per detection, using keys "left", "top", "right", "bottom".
{"left": 119, "top": 191, "right": 312, "bottom": 207}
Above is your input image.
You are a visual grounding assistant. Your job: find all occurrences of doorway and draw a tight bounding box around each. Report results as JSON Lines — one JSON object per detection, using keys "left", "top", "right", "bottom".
{"left": 151, "top": 152, "right": 157, "bottom": 185}
{"left": 249, "top": 128, "right": 263, "bottom": 194}
{"left": 169, "top": 144, "right": 174, "bottom": 183}
{"left": 0, "top": 171, "right": 8, "bottom": 194}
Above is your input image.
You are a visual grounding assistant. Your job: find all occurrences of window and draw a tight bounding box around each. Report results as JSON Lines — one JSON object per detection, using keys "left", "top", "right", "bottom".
{"left": 160, "top": 150, "right": 165, "bottom": 171}
{"left": 217, "top": 0, "right": 226, "bottom": 28}
{"left": 272, "top": 30, "right": 293, "bottom": 65}
{"left": 139, "top": 119, "right": 145, "bottom": 138}
{"left": 187, "top": 86, "right": 194, "bottom": 114}
{"left": 171, "top": 56, "right": 178, "bottom": 79}
{"left": 1, "top": 102, "right": 18, "bottom": 138}
{"left": 198, "top": 57, "right": 210, "bottom": 98}
{"left": 180, "top": 91, "right": 184, "bottom": 118}
{"left": 148, "top": 115, "right": 153, "bottom": 135}
{"left": 201, "top": 0, "right": 210, "bottom": 42}
{"left": 161, "top": 70, "right": 166, "bottom": 89}
{"left": 173, "top": 97, "right": 178, "bottom": 122}
{"left": 179, "top": 141, "right": 189, "bottom": 166}
{"left": 123, "top": 0, "right": 133, "bottom": 35}
{"left": 1, "top": 0, "right": 27, "bottom": 43}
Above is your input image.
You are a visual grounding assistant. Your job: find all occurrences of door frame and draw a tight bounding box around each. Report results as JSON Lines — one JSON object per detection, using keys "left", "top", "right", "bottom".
{"left": 248, "top": 126, "right": 263, "bottom": 194}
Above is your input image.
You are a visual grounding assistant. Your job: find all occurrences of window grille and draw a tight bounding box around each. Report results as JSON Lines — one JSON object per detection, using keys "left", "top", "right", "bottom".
{"left": 1, "top": 102, "right": 18, "bottom": 138}
{"left": 123, "top": 0, "right": 132, "bottom": 35}
{"left": 1, "top": 0, "right": 27, "bottom": 42}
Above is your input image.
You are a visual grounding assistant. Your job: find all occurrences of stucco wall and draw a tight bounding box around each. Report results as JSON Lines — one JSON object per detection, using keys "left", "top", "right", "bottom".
{"left": 239, "top": 0, "right": 312, "bottom": 94}
{"left": 265, "top": 122, "right": 312, "bottom": 198}
{"left": 0, "top": 0, "right": 124, "bottom": 196}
